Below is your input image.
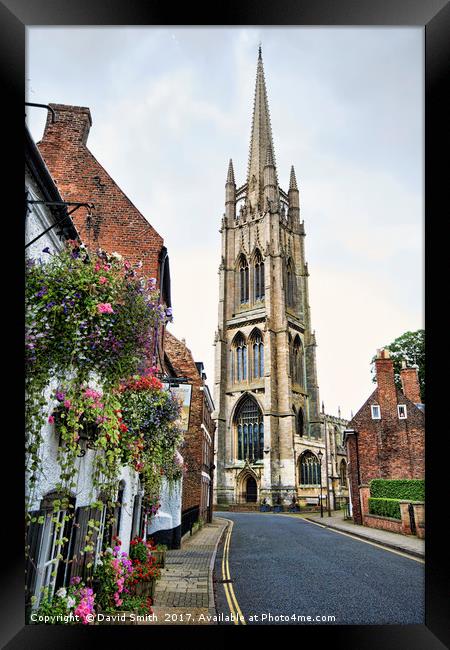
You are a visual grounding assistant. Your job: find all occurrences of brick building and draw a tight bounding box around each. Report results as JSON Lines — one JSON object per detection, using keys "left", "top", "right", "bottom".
{"left": 37, "top": 103, "right": 172, "bottom": 368}
{"left": 164, "top": 331, "right": 216, "bottom": 524}
{"left": 344, "top": 349, "right": 425, "bottom": 525}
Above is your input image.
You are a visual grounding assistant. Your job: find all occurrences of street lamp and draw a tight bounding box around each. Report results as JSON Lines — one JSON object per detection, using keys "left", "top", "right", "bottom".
{"left": 322, "top": 401, "right": 332, "bottom": 517}
{"left": 317, "top": 449, "right": 324, "bottom": 518}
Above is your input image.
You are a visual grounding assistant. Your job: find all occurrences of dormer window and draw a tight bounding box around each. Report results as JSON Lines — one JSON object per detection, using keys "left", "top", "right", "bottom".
{"left": 371, "top": 405, "right": 381, "bottom": 419}
{"left": 398, "top": 405, "right": 407, "bottom": 419}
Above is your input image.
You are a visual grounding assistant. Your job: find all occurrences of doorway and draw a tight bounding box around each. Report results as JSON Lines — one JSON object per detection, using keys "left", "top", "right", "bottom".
{"left": 246, "top": 476, "right": 257, "bottom": 502}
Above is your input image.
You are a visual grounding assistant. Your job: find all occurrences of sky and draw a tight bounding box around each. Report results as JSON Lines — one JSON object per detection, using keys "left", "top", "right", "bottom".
{"left": 26, "top": 27, "right": 424, "bottom": 420}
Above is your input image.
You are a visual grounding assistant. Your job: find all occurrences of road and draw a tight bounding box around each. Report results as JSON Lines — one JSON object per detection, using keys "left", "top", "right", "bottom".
{"left": 213, "top": 512, "right": 424, "bottom": 625}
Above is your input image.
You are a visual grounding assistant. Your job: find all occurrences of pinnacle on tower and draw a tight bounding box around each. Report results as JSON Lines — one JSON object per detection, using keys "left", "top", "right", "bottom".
{"left": 247, "top": 46, "right": 277, "bottom": 209}
{"left": 225, "top": 158, "right": 236, "bottom": 222}
{"left": 226, "top": 158, "right": 235, "bottom": 185}
{"left": 289, "top": 165, "right": 298, "bottom": 190}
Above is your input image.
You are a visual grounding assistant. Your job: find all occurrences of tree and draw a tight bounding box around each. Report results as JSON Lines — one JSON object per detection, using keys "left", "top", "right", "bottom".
{"left": 371, "top": 330, "right": 425, "bottom": 402}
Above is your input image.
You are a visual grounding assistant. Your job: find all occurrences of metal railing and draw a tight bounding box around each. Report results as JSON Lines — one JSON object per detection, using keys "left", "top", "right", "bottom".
{"left": 181, "top": 505, "right": 200, "bottom": 537}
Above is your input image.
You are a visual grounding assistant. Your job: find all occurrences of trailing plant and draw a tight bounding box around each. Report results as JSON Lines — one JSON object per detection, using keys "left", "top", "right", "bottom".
{"left": 118, "top": 374, "right": 183, "bottom": 512}
{"left": 25, "top": 241, "right": 167, "bottom": 501}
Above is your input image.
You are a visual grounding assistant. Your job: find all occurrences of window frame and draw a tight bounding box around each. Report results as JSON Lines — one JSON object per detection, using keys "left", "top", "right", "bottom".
{"left": 371, "top": 404, "right": 381, "bottom": 419}
{"left": 397, "top": 404, "right": 408, "bottom": 419}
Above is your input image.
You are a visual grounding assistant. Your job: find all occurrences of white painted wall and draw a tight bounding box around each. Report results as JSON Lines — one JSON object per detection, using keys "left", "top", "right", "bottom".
{"left": 147, "top": 476, "right": 182, "bottom": 536}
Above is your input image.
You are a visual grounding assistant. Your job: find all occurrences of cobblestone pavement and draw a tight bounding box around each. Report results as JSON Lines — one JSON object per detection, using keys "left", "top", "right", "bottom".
{"left": 148, "top": 518, "right": 228, "bottom": 625}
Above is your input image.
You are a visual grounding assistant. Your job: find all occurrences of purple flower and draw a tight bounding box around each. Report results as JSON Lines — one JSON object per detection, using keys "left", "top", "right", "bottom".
{"left": 35, "top": 286, "right": 48, "bottom": 298}
{"left": 42, "top": 247, "right": 51, "bottom": 254}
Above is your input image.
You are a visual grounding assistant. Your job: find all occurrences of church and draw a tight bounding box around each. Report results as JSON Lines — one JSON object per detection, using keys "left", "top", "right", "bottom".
{"left": 213, "top": 47, "right": 348, "bottom": 508}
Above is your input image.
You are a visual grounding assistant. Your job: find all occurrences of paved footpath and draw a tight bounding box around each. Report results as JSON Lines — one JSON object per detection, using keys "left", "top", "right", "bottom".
{"left": 148, "top": 518, "right": 228, "bottom": 625}
{"left": 302, "top": 511, "right": 425, "bottom": 558}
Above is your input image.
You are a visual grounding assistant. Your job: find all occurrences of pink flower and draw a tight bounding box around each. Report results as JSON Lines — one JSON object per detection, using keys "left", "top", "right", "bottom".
{"left": 64, "top": 399, "right": 71, "bottom": 409}
{"left": 97, "top": 303, "right": 114, "bottom": 314}
{"left": 84, "top": 388, "right": 102, "bottom": 400}
{"left": 48, "top": 415, "right": 55, "bottom": 424}
{"left": 98, "top": 276, "right": 108, "bottom": 285}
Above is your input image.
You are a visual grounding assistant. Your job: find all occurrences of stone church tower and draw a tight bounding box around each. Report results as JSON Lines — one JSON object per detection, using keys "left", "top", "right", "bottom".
{"left": 214, "top": 48, "right": 346, "bottom": 507}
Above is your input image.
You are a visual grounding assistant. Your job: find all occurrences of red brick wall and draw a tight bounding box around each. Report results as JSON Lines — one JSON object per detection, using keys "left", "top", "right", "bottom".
{"left": 346, "top": 433, "right": 363, "bottom": 525}
{"left": 38, "top": 104, "right": 163, "bottom": 281}
{"left": 164, "top": 332, "right": 215, "bottom": 519}
{"left": 363, "top": 514, "right": 403, "bottom": 534}
{"left": 400, "top": 367, "right": 421, "bottom": 404}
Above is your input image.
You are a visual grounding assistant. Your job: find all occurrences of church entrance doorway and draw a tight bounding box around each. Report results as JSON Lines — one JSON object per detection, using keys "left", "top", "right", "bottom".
{"left": 245, "top": 476, "right": 257, "bottom": 502}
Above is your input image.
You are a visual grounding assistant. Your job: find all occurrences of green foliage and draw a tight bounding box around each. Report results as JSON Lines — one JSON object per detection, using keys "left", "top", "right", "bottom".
{"left": 25, "top": 242, "right": 168, "bottom": 505}
{"left": 368, "top": 497, "right": 401, "bottom": 520}
{"left": 370, "top": 479, "right": 424, "bottom": 501}
{"left": 120, "top": 594, "right": 152, "bottom": 614}
{"left": 370, "top": 330, "right": 425, "bottom": 402}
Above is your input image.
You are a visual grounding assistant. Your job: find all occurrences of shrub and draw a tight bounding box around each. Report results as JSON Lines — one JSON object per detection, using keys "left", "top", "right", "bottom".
{"left": 370, "top": 479, "right": 424, "bottom": 501}
{"left": 368, "top": 497, "right": 401, "bottom": 520}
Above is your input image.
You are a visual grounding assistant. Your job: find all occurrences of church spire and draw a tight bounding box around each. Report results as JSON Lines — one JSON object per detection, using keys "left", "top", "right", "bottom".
{"left": 247, "top": 46, "right": 277, "bottom": 211}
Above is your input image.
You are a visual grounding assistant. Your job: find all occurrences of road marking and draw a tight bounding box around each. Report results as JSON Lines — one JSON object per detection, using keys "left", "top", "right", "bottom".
{"left": 221, "top": 520, "right": 246, "bottom": 624}
{"left": 221, "top": 524, "right": 237, "bottom": 623}
{"left": 279, "top": 514, "right": 424, "bottom": 564}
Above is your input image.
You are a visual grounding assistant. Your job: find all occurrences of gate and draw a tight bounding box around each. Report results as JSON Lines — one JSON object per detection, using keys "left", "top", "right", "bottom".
{"left": 408, "top": 503, "right": 416, "bottom": 535}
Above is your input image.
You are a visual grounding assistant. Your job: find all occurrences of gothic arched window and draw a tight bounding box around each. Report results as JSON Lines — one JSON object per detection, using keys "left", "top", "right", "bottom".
{"left": 292, "top": 335, "right": 304, "bottom": 387}
{"left": 286, "top": 258, "right": 295, "bottom": 308}
{"left": 232, "top": 332, "right": 247, "bottom": 383}
{"left": 339, "top": 459, "right": 347, "bottom": 487}
{"left": 254, "top": 250, "right": 265, "bottom": 301}
{"left": 300, "top": 451, "right": 321, "bottom": 486}
{"left": 239, "top": 255, "right": 249, "bottom": 304}
{"left": 250, "top": 329, "right": 264, "bottom": 379}
{"left": 235, "top": 396, "right": 264, "bottom": 461}
{"left": 297, "top": 407, "right": 304, "bottom": 437}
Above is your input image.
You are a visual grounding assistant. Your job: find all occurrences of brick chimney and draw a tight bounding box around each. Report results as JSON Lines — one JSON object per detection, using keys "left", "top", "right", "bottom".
{"left": 42, "top": 104, "right": 92, "bottom": 147}
{"left": 400, "top": 360, "right": 421, "bottom": 404}
{"left": 375, "top": 348, "right": 397, "bottom": 411}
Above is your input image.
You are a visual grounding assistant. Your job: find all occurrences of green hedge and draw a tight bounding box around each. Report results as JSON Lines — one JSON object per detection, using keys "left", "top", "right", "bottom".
{"left": 368, "top": 497, "right": 401, "bottom": 520}
{"left": 370, "top": 479, "right": 424, "bottom": 501}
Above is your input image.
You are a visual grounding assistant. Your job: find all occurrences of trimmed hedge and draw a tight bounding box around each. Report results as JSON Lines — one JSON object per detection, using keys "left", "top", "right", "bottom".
{"left": 368, "top": 497, "right": 401, "bottom": 520}
{"left": 370, "top": 479, "right": 424, "bottom": 501}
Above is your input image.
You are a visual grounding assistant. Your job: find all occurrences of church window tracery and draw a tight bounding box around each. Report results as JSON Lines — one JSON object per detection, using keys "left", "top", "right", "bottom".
{"left": 286, "top": 258, "right": 295, "bottom": 308}
{"left": 249, "top": 329, "right": 264, "bottom": 379}
{"left": 239, "top": 255, "right": 249, "bottom": 304}
{"left": 254, "top": 250, "right": 265, "bottom": 301}
{"left": 300, "top": 451, "right": 321, "bottom": 486}
{"left": 235, "top": 396, "right": 264, "bottom": 461}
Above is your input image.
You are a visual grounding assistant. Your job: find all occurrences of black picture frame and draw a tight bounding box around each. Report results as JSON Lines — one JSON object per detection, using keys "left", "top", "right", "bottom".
{"left": 2, "top": 0, "right": 447, "bottom": 648}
